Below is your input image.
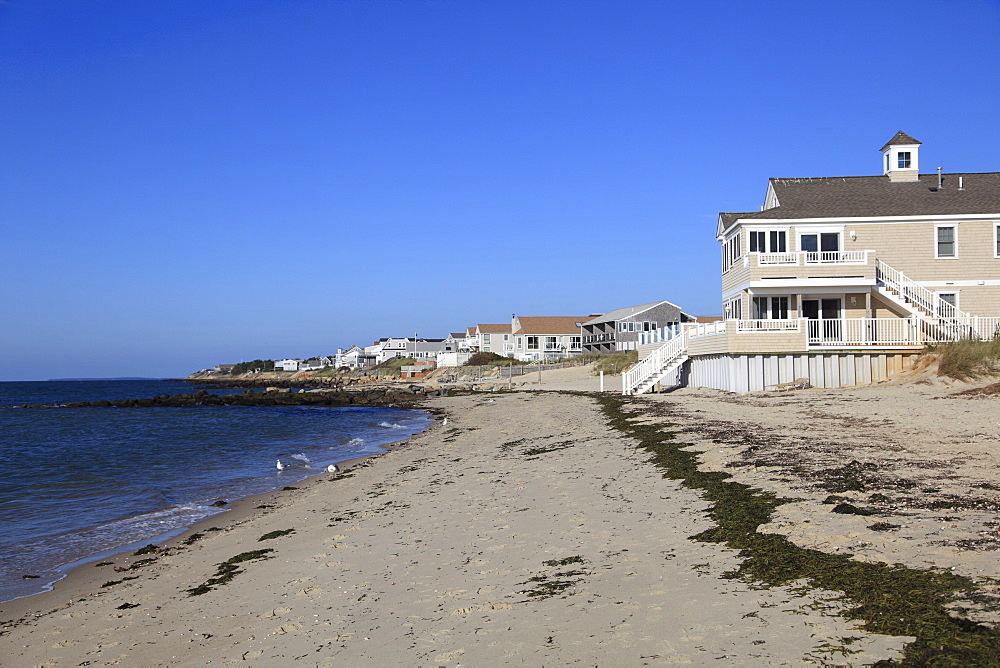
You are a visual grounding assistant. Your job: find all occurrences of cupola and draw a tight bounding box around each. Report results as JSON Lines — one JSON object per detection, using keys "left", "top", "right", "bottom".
{"left": 880, "top": 131, "right": 921, "bottom": 182}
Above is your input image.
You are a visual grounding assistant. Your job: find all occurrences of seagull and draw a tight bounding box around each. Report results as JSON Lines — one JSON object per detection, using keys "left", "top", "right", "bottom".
{"left": 276, "top": 459, "right": 286, "bottom": 471}
{"left": 327, "top": 464, "right": 340, "bottom": 473}
{"left": 442, "top": 418, "right": 448, "bottom": 426}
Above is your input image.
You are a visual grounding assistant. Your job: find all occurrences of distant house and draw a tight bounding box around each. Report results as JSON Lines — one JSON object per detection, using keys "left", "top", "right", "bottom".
{"left": 299, "top": 358, "right": 331, "bottom": 371}
{"left": 581, "top": 301, "right": 690, "bottom": 355}
{"left": 476, "top": 324, "right": 513, "bottom": 355}
{"left": 335, "top": 346, "right": 372, "bottom": 369}
{"left": 461, "top": 324, "right": 512, "bottom": 354}
{"left": 444, "top": 332, "right": 468, "bottom": 352}
{"left": 275, "top": 359, "right": 302, "bottom": 372}
{"left": 366, "top": 337, "right": 453, "bottom": 364}
{"left": 214, "top": 364, "right": 236, "bottom": 374}
{"left": 508, "top": 315, "right": 585, "bottom": 361}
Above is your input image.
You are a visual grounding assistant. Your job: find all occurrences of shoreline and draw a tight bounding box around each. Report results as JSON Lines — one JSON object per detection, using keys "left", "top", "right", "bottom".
{"left": 0, "top": 408, "right": 433, "bottom": 610}
{"left": 0, "top": 431, "right": 426, "bottom": 619}
{"left": 0, "top": 391, "right": 922, "bottom": 665}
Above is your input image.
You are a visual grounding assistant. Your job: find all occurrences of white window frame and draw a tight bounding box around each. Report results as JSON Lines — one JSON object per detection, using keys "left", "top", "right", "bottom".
{"left": 935, "top": 291, "right": 960, "bottom": 317}
{"left": 995, "top": 223, "right": 1000, "bottom": 258}
{"left": 751, "top": 296, "right": 790, "bottom": 320}
{"left": 526, "top": 336, "right": 539, "bottom": 350}
{"left": 723, "top": 296, "right": 742, "bottom": 320}
{"left": 935, "top": 224, "right": 958, "bottom": 259}
{"left": 749, "top": 228, "right": 789, "bottom": 254}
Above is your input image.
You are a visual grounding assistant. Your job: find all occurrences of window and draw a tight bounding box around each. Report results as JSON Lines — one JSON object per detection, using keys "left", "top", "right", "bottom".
{"left": 526, "top": 336, "right": 539, "bottom": 350}
{"left": 570, "top": 336, "right": 581, "bottom": 349}
{"left": 936, "top": 225, "right": 957, "bottom": 258}
{"left": 937, "top": 292, "right": 959, "bottom": 318}
{"left": 545, "top": 336, "right": 558, "bottom": 350}
{"left": 898, "top": 152, "right": 911, "bottom": 169}
{"left": 503, "top": 334, "right": 509, "bottom": 341}
{"left": 995, "top": 224, "right": 1000, "bottom": 257}
{"left": 752, "top": 296, "right": 789, "bottom": 319}
{"left": 800, "top": 233, "right": 839, "bottom": 253}
{"left": 749, "top": 229, "right": 787, "bottom": 253}
{"left": 723, "top": 297, "right": 742, "bottom": 320}
{"left": 482, "top": 333, "right": 491, "bottom": 342}
{"left": 722, "top": 232, "right": 742, "bottom": 272}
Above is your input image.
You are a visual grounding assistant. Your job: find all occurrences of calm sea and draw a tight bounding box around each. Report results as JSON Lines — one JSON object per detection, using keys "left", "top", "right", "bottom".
{"left": 0, "top": 379, "right": 431, "bottom": 602}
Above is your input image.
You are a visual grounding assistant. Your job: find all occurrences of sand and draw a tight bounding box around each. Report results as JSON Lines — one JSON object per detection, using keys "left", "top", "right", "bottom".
{"left": 2, "top": 371, "right": 997, "bottom": 665}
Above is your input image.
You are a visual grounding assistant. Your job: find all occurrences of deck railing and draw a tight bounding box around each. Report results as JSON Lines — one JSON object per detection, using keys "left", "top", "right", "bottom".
{"left": 800, "top": 317, "right": 1000, "bottom": 346}
{"left": 752, "top": 250, "right": 870, "bottom": 266}
{"left": 735, "top": 319, "right": 802, "bottom": 332}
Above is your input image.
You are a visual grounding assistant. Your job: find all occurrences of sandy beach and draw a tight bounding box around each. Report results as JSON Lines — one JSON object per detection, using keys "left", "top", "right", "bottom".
{"left": 2, "top": 370, "right": 999, "bottom": 665}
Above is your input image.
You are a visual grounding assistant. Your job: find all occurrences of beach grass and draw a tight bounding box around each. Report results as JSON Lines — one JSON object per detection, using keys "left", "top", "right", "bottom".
{"left": 931, "top": 338, "right": 1000, "bottom": 379}
{"left": 596, "top": 394, "right": 1000, "bottom": 665}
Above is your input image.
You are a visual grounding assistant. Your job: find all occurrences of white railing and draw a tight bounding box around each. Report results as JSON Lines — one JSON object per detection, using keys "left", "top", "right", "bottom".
{"left": 753, "top": 250, "right": 870, "bottom": 266}
{"left": 804, "top": 250, "right": 868, "bottom": 264}
{"left": 686, "top": 321, "right": 728, "bottom": 337}
{"left": 735, "top": 319, "right": 802, "bottom": 332}
{"left": 875, "top": 259, "right": 973, "bottom": 320}
{"left": 756, "top": 252, "right": 798, "bottom": 265}
{"left": 638, "top": 323, "right": 682, "bottom": 346}
{"left": 804, "top": 317, "right": 1000, "bottom": 346}
{"left": 622, "top": 331, "right": 687, "bottom": 395}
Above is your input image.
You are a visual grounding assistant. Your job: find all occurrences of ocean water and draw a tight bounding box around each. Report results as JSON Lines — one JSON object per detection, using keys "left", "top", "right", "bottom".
{"left": 0, "top": 380, "right": 431, "bottom": 602}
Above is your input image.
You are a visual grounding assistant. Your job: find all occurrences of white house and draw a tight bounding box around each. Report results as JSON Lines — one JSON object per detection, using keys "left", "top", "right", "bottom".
{"left": 275, "top": 359, "right": 302, "bottom": 372}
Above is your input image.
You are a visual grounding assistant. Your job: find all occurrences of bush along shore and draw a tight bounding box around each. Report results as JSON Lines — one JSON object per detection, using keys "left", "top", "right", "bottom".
{"left": 11, "top": 386, "right": 441, "bottom": 409}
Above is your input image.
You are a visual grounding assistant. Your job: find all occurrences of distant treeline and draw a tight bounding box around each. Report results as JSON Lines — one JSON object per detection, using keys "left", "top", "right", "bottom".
{"left": 228, "top": 360, "right": 275, "bottom": 374}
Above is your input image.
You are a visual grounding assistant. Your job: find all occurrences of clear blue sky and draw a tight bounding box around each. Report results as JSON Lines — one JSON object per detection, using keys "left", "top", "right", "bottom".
{"left": 3, "top": 0, "right": 1000, "bottom": 380}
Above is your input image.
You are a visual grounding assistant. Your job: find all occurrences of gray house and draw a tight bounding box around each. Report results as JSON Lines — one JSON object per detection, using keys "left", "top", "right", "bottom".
{"left": 581, "top": 301, "right": 689, "bottom": 354}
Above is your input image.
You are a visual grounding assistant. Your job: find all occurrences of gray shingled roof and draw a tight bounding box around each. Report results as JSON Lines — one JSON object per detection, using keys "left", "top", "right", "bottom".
{"left": 879, "top": 131, "right": 922, "bottom": 150}
{"left": 582, "top": 301, "right": 680, "bottom": 326}
{"left": 719, "top": 172, "right": 1000, "bottom": 227}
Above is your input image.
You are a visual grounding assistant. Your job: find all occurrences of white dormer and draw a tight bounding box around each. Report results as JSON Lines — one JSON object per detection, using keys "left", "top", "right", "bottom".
{"left": 880, "top": 131, "right": 921, "bottom": 182}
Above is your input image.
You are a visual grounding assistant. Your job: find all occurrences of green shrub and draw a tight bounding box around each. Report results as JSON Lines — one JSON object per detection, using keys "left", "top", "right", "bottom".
{"left": 465, "top": 352, "right": 517, "bottom": 366}
{"left": 229, "top": 360, "right": 274, "bottom": 375}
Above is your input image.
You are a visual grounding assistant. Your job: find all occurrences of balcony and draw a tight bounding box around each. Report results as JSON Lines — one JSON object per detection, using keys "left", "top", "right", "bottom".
{"left": 752, "top": 250, "right": 870, "bottom": 266}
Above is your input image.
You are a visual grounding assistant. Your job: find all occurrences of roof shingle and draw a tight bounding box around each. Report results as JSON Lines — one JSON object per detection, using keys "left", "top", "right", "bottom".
{"left": 720, "top": 172, "right": 1000, "bottom": 228}
{"left": 513, "top": 316, "right": 586, "bottom": 335}
{"left": 879, "top": 131, "right": 922, "bottom": 150}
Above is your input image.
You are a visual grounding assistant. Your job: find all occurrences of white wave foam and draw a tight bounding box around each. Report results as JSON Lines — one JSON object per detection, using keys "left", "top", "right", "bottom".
{"left": 377, "top": 421, "right": 405, "bottom": 429}
{"left": 345, "top": 437, "right": 366, "bottom": 447}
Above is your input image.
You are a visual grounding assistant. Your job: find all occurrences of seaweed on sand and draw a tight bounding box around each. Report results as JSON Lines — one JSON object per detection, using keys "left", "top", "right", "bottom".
{"left": 595, "top": 394, "right": 1000, "bottom": 665}
{"left": 186, "top": 549, "right": 274, "bottom": 596}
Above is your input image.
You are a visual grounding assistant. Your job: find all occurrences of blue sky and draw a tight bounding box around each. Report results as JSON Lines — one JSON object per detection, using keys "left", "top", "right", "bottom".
{"left": 3, "top": 0, "right": 1000, "bottom": 380}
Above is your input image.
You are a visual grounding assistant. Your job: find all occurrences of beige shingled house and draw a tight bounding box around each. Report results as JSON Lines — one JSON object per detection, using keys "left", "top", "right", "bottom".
{"left": 626, "top": 132, "right": 1000, "bottom": 394}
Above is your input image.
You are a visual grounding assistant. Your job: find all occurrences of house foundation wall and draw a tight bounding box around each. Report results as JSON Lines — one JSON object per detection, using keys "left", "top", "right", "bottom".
{"left": 686, "top": 351, "right": 920, "bottom": 393}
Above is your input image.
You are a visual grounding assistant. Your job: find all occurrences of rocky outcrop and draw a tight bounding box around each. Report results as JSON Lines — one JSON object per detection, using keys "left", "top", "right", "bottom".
{"left": 15, "top": 387, "right": 435, "bottom": 409}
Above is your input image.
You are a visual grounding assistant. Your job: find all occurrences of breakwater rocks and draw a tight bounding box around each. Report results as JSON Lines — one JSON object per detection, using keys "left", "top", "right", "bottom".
{"left": 16, "top": 387, "right": 438, "bottom": 409}
{"left": 184, "top": 377, "right": 365, "bottom": 390}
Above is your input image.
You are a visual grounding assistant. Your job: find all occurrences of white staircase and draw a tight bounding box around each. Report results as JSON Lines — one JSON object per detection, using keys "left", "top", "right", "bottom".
{"left": 622, "top": 332, "right": 688, "bottom": 395}
{"left": 875, "top": 260, "right": 971, "bottom": 320}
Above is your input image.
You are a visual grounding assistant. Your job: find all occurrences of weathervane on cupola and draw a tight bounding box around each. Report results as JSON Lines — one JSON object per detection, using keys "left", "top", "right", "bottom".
{"left": 880, "top": 131, "right": 921, "bottom": 182}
